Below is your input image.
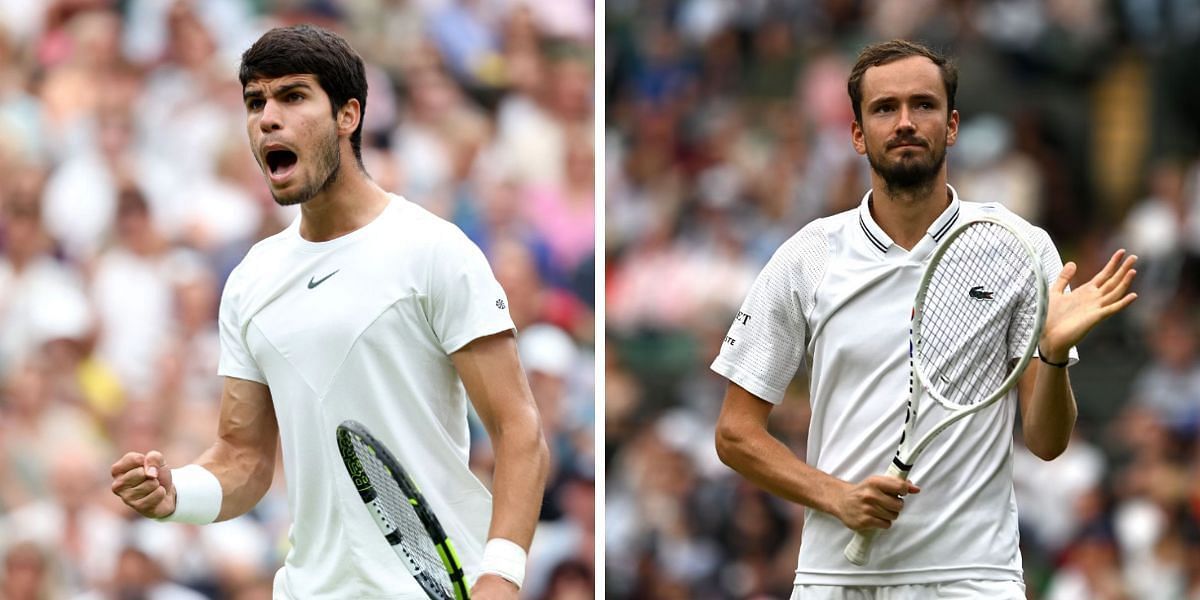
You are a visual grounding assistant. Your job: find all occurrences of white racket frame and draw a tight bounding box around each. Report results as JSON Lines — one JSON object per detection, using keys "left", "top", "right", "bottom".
{"left": 844, "top": 215, "right": 1048, "bottom": 566}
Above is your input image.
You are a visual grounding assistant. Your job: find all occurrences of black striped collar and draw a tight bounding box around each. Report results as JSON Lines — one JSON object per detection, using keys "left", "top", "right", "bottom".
{"left": 929, "top": 185, "right": 961, "bottom": 242}
{"left": 856, "top": 185, "right": 962, "bottom": 253}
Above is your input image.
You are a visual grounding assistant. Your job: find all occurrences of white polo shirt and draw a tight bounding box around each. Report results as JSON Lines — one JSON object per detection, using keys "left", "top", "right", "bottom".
{"left": 712, "top": 186, "right": 1075, "bottom": 586}
{"left": 218, "top": 195, "right": 514, "bottom": 599}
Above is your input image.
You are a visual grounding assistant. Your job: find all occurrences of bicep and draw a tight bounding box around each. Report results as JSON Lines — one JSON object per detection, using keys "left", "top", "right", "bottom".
{"left": 215, "top": 376, "right": 277, "bottom": 451}
{"left": 450, "top": 331, "right": 538, "bottom": 435}
{"left": 717, "top": 383, "right": 774, "bottom": 435}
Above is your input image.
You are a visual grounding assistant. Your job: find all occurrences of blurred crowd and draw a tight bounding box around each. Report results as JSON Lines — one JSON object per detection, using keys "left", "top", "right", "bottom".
{"left": 0, "top": 0, "right": 594, "bottom": 599}
{"left": 605, "top": 1, "right": 1200, "bottom": 599}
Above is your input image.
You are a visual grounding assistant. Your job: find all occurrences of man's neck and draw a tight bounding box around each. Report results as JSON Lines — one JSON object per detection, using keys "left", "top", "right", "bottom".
{"left": 298, "top": 165, "right": 391, "bottom": 242}
{"left": 868, "top": 173, "right": 951, "bottom": 251}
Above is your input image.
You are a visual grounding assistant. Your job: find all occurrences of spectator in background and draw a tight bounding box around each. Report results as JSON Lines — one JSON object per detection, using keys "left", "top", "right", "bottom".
{"left": 2, "top": 445, "right": 123, "bottom": 594}
{"left": 37, "top": 7, "right": 124, "bottom": 154}
{"left": 0, "top": 353, "right": 107, "bottom": 510}
{"left": 1120, "top": 158, "right": 1200, "bottom": 316}
{"left": 494, "top": 42, "right": 592, "bottom": 188}
{"left": 953, "top": 113, "right": 1044, "bottom": 222}
{"left": 1129, "top": 302, "right": 1200, "bottom": 430}
{"left": 1044, "top": 528, "right": 1131, "bottom": 600}
{"left": 538, "top": 559, "right": 594, "bottom": 600}
{"left": 523, "top": 133, "right": 595, "bottom": 283}
{"left": 90, "top": 188, "right": 184, "bottom": 399}
{"left": 0, "top": 541, "right": 61, "bottom": 600}
{"left": 74, "top": 545, "right": 207, "bottom": 600}
{"left": 391, "top": 65, "right": 473, "bottom": 211}
{"left": 428, "top": 0, "right": 502, "bottom": 88}
{"left": 42, "top": 91, "right": 175, "bottom": 263}
{"left": 0, "top": 170, "right": 89, "bottom": 377}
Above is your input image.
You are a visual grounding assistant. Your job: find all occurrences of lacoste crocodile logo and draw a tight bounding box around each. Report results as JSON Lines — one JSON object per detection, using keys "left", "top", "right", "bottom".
{"left": 968, "top": 286, "right": 994, "bottom": 300}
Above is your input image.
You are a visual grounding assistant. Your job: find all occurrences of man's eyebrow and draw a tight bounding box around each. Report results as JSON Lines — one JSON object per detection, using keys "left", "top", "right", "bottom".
{"left": 867, "top": 95, "right": 896, "bottom": 107}
{"left": 868, "top": 92, "right": 940, "bottom": 106}
{"left": 273, "top": 82, "right": 311, "bottom": 96}
{"left": 242, "top": 81, "right": 312, "bottom": 101}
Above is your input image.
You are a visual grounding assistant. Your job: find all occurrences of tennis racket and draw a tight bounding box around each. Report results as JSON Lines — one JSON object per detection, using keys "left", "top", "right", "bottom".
{"left": 843, "top": 215, "right": 1048, "bottom": 566}
{"left": 337, "top": 420, "right": 470, "bottom": 600}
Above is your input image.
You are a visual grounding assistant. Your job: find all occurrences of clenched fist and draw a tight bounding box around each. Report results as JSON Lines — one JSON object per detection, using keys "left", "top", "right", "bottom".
{"left": 111, "top": 450, "right": 176, "bottom": 519}
{"left": 833, "top": 475, "right": 921, "bottom": 532}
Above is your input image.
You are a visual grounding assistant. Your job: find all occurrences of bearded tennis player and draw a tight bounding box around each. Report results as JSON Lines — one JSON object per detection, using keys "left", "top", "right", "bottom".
{"left": 111, "top": 25, "right": 549, "bottom": 599}
{"left": 712, "top": 39, "right": 1137, "bottom": 599}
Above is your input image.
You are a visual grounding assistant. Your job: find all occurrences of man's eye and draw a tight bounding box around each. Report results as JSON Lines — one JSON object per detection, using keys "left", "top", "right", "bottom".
{"left": 247, "top": 99, "right": 264, "bottom": 110}
{"left": 287, "top": 93, "right": 303, "bottom": 102}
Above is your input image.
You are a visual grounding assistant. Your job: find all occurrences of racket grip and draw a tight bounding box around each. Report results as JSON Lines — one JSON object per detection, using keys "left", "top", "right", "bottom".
{"left": 843, "top": 461, "right": 911, "bottom": 566}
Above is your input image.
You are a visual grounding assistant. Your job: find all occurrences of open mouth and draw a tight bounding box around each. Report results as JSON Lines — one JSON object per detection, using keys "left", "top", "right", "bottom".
{"left": 265, "top": 149, "right": 299, "bottom": 180}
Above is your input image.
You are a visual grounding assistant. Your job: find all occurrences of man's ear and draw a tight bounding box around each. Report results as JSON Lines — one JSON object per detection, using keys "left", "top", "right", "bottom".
{"left": 946, "top": 109, "right": 959, "bottom": 147}
{"left": 851, "top": 119, "right": 866, "bottom": 156}
{"left": 337, "top": 98, "right": 361, "bottom": 137}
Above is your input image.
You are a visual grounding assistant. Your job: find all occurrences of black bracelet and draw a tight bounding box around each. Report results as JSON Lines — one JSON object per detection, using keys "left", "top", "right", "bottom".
{"left": 1037, "top": 347, "right": 1069, "bottom": 368}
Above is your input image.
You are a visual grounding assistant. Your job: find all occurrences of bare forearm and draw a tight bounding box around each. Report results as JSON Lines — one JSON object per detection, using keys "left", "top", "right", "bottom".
{"left": 1022, "top": 362, "right": 1076, "bottom": 460}
{"left": 715, "top": 384, "right": 919, "bottom": 533}
{"left": 190, "top": 377, "right": 278, "bottom": 521}
{"left": 451, "top": 332, "right": 549, "bottom": 550}
{"left": 194, "top": 438, "right": 276, "bottom": 521}
{"left": 1024, "top": 248, "right": 1138, "bottom": 458}
{"left": 486, "top": 413, "right": 549, "bottom": 548}
{"left": 716, "top": 422, "right": 848, "bottom": 516}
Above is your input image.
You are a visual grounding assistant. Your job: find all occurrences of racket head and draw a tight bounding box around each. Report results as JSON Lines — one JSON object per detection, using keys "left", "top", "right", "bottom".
{"left": 911, "top": 216, "right": 1047, "bottom": 412}
{"left": 336, "top": 420, "right": 470, "bottom": 600}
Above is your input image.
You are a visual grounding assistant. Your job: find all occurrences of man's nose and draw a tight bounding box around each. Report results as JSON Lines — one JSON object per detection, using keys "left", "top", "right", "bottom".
{"left": 259, "top": 99, "right": 283, "bottom": 132}
{"left": 895, "top": 106, "right": 916, "bottom": 134}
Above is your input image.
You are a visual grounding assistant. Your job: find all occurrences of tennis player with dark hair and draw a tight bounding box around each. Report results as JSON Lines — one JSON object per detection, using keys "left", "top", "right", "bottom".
{"left": 110, "top": 25, "right": 549, "bottom": 599}
{"left": 712, "top": 39, "right": 1138, "bottom": 599}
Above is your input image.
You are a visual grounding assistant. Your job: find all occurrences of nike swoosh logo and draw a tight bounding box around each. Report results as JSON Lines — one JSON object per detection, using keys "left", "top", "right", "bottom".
{"left": 308, "top": 270, "right": 340, "bottom": 289}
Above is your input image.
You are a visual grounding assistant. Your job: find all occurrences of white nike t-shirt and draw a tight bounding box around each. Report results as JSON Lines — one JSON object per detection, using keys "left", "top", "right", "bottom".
{"left": 217, "top": 195, "right": 514, "bottom": 599}
{"left": 712, "top": 187, "right": 1076, "bottom": 586}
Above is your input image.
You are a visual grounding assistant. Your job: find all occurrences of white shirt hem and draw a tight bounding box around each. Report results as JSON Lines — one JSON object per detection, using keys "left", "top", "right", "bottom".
{"left": 793, "top": 564, "right": 1022, "bottom": 586}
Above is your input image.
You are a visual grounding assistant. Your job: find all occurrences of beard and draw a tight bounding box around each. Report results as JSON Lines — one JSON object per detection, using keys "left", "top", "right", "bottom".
{"left": 267, "top": 124, "right": 341, "bottom": 206}
{"left": 865, "top": 133, "right": 947, "bottom": 194}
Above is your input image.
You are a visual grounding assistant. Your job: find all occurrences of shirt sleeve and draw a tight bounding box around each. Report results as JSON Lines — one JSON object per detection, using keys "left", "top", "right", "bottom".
{"left": 217, "top": 265, "right": 267, "bottom": 384}
{"left": 427, "top": 228, "right": 516, "bottom": 355}
{"left": 1030, "top": 225, "right": 1080, "bottom": 366}
{"left": 710, "top": 230, "right": 819, "bottom": 404}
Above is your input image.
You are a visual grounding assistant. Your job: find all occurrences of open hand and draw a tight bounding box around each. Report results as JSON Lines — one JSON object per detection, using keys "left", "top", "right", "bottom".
{"left": 1040, "top": 250, "right": 1138, "bottom": 362}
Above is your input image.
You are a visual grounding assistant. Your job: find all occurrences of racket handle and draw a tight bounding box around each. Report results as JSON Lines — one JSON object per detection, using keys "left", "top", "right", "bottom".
{"left": 843, "top": 461, "right": 911, "bottom": 566}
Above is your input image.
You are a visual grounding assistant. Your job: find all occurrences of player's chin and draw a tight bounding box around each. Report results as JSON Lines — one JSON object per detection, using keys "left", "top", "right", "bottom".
{"left": 268, "top": 180, "right": 311, "bottom": 206}
{"left": 263, "top": 169, "right": 308, "bottom": 205}
{"left": 270, "top": 191, "right": 310, "bottom": 206}
{"left": 892, "top": 149, "right": 930, "bottom": 163}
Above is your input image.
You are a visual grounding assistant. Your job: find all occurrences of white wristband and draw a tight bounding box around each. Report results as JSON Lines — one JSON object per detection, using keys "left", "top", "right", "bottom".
{"left": 156, "top": 464, "right": 222, "bottom": 525}
{"left": 480, "top": 538, "right": 527, "bottom": 589}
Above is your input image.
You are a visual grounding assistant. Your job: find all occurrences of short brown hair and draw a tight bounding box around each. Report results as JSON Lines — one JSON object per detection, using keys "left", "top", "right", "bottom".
{"left": 847, "top": 39, "right": 957, "bottom": 124}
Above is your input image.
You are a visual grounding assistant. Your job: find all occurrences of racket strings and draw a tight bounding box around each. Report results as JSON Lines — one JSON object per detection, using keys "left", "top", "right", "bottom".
{"left": 917, "top": 222, "right": 1038, "bottom": 407}
{"left": 349, "top": 435, "right": 455, "bottom": 595}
